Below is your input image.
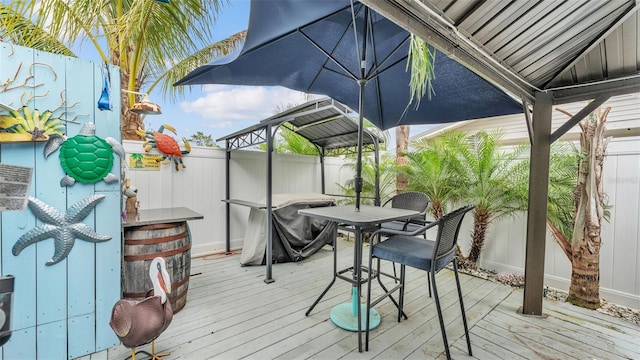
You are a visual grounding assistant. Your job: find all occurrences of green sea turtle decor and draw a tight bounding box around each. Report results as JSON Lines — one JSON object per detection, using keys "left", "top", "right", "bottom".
{"left": 44, "top": 122, "right": 125, "bottom": 186}
{"left": 12, "top": 194, "right": 112, "bottom": 266}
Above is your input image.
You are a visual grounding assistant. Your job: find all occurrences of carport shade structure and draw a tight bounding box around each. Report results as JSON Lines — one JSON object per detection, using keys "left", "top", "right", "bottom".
{"left": 174, "top": 0, "right": 523, "bottom": 212}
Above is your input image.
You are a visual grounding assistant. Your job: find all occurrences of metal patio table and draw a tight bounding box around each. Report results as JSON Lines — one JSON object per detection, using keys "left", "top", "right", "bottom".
{"left": 298, "top": 205, "right": 420, "bottom": 352}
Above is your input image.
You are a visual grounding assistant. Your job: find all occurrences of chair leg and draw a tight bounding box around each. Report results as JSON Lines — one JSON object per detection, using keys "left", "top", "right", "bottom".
{"left": 427, "top": 272, "right": 432, "bottom": 298}
{"left": 376, "top": 259, "right": 408, "bottom": 320}
{"left": 431, "top": 270, "right": 452, "bottom": 360}
{"left": 453, "top": 260, "right": 472, "bottom": 356}
{"left": 398, "top": 264, "right": 406, "bottom": 323}
{"left": 392, "top": 262, "right": 398, "bottom": 283}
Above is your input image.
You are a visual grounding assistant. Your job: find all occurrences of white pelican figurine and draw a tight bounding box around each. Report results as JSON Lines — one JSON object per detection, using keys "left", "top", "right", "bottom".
{"left": 110, "top": 257, "right": 173, "bottom": 360}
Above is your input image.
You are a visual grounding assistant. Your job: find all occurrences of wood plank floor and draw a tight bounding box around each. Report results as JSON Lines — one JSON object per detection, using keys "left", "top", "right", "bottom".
{"left": 81, "top": 238, "right": 640, "bottom": 360}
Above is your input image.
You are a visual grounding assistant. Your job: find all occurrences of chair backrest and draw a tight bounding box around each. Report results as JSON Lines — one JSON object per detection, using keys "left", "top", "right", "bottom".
{"left": 433, "top": 205, "right": 475, "bottom": 261}
{"left": 384, "top": 192, "right": 431, "bottom": 222}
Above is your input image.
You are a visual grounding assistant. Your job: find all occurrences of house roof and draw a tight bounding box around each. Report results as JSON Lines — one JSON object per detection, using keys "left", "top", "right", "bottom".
{"left": 362, "top": 0, "right": 640, "bottom": 105}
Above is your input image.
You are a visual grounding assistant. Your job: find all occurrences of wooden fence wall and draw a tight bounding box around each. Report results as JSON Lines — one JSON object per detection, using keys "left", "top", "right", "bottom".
{"left": 0, "top": 45, "right": 121, "bottom": 359}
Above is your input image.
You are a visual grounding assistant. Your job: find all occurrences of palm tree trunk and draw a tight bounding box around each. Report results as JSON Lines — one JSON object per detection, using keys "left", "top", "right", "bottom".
{"left": 396, "top": 125, "right": 410, "bottom": 193}
{"left": 567, "top": 107, "right": 609, "bottom": 309}
{"left": 467, "top": 208, "right": 489, "bottom": 265}
{"left": 567, "top": 243, "right": 601, "bottom": 309}
{"left": 110, "top": 47, "right": 144, "bottom": 141}
{"left": 120, "top": 69, "right": 144, "bottom": 140}
{"left": 430, "top": 198, "right": 444, "bottom": 219}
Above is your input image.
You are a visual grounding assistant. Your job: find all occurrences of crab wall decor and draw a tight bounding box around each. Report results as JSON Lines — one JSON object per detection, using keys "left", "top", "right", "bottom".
{"left": 44, "top": 122, "right": 125, "bottom": 186}
{"left": 136, "top": 124, "right": 190, "bottom": 171}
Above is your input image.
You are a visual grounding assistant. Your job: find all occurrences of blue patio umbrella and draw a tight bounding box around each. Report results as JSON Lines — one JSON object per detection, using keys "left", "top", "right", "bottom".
{"left": 176, "top": 0, "right": 522, "bottom": 210}
{"left": 175, "top": 1, "right": 522, "bottom": 346}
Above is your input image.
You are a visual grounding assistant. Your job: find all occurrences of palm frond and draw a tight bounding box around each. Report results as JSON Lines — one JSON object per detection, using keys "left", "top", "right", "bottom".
{"left": 149, "top": 30, "right": 247, "bottom": 99}
{"left": 0, "top": 3, "right": 75, "bottom": 56}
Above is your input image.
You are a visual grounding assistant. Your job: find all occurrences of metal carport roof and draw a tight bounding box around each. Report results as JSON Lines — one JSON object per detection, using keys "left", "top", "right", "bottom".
{"left": 217, "top": 97, "right": 383, "bottom": 155}
{"left": 217, "top": 98, "right": 385, "bottom": 281}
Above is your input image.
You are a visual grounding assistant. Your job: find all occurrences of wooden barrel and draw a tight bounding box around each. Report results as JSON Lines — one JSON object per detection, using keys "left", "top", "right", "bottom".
{"left": 123, "top": 222, "right": 191, "bottom": 313}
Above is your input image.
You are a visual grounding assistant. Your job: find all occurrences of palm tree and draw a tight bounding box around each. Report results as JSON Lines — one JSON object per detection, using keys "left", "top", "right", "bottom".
{"left": 403, "top": 130, "right": 528, "bottom": 266}
{"left": 1, "top": 0, "right": 246, "bottom": 140}
{"left": 273, "top": 126, "right": 320, "bottom": 155}
{"left": 511, "top": 142, "right": 580, "bottom": 258}
{"left": 404, "top": 130, "right": 467, "bottom": 219}
{"left": 338, "top": 154, "right": 397, "bottom": 206}
{"left": 454, "top": 130, "right": 528, "bottom": 266}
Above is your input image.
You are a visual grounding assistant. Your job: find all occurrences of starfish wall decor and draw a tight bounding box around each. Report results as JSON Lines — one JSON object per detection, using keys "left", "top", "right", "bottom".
{"left": 12, "top": 194, "right": 112, "bottom": 266}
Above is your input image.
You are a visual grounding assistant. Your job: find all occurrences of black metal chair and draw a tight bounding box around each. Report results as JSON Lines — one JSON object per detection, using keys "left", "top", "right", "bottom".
{"left": 378, "top": 191, "right": 431, "bottom": 233}
{"left": 338, "top": 192, "right": 430, "bottom": 235}
{"left": 373, "top": 191, "right": 431, "bottom": 296}
{"left": 365, "top": 204, "right": 475, "bottom": 359}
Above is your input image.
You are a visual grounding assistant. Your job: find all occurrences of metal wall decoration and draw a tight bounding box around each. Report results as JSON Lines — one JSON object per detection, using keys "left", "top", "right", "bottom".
{"left": 0, "top": 56, "right": 88, "bottom": 143}
{"left": 135, "top": 124, "right": 191, "bottom": 171}
{"left": 44, "top": 122, "right": 125, "bottom": 186}
{"left": 12, "top": 194, "right": 112, "bottom": 266}
{"left": 0, "top": 106, "right": 66, "bottom": 142}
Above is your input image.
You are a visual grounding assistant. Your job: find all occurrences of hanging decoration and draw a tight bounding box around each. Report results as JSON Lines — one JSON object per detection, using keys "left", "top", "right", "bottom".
{"left": 97, "top": 63, "right": 112, "bottom": 111}
{"left": 44, "top": 122, "right": 125, "bottom": 186}
{"left": 12, "top": 194, "right": 112, "bottom": 266}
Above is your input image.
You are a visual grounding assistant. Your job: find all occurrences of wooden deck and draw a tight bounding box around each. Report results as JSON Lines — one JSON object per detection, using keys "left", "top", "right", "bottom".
{"left": 82, "top": 238, "right": 640, "bottom": 360}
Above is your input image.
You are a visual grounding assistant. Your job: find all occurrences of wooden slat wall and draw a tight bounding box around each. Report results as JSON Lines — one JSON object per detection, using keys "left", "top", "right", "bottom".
{"left": 0, "top": 44, "right": 121, "bottom": 359}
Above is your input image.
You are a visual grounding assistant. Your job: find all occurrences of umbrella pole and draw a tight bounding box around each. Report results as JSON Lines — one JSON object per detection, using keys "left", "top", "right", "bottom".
{"left": 355, "top": 79, "right": 366, "bottom": 211}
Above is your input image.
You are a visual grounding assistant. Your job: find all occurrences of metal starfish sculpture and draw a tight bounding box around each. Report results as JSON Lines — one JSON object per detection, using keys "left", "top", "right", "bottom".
{"left": 13, "top": 194, "right": 112, "bottom": 266}
{"left": 27, "top": 127, "right": 47, "bottom": 141}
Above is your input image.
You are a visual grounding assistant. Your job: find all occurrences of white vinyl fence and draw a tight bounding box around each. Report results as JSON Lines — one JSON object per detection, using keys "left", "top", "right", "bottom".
{"left": 122, "top": 137, "right": 640, "bottom": 309}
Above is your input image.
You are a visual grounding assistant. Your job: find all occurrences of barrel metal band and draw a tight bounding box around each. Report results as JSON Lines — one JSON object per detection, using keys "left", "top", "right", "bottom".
{"left": 124, "top": 243, "right": 191, "bottom": 261}
{"left": 169, "top": 286, "right": 188, "bottom": 305}
{"left": 129, "top": 223, "right": 184, "bottom": 231}
{"left": 124, "top": 231, "right": 189, "bottom": 245}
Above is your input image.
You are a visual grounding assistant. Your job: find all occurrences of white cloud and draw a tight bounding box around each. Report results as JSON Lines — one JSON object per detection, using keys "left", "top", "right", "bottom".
{"left": 179, "top": 85, "right": 313, "bottom": 123}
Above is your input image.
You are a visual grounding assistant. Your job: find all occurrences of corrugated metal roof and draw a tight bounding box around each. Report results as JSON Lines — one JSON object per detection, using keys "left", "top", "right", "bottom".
{"left": 218, "top": 97, "right": 383, "bottom": 152}
{"left": 362, "top": 0, "right": 640, "bottom": 103}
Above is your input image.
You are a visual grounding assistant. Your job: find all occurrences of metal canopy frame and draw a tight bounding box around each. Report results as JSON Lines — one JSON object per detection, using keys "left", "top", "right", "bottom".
{"left": 362, "top": 0, "right": 640, "bottom": 316}
{"left": 217, "top": 97, "right": 384, "bottom": 283}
